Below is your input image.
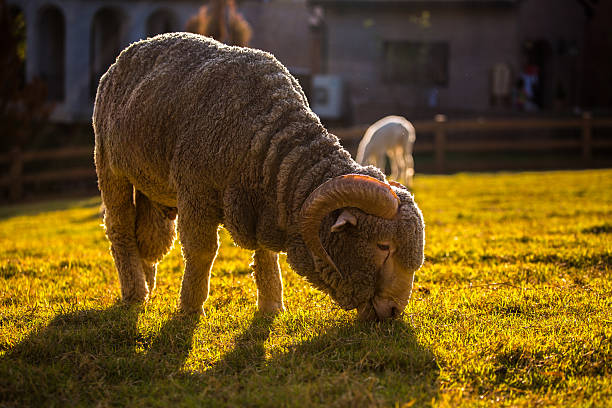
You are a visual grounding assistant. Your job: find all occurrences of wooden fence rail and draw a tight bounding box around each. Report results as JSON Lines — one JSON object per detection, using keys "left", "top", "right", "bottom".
{"left": 1, "top": 114, "right": 612, "bottom": 201}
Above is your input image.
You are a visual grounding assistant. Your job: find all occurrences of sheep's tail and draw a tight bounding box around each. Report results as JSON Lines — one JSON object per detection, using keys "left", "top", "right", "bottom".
{"left": 135, "top": 191, "right": 176, "bottom": 265}
{"left": 92, "top": 58, "right": 115, "bottom": 176}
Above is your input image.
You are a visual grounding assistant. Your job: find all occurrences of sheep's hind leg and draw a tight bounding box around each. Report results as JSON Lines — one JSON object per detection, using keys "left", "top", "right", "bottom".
{"left": 252, "top": 248, "right": 285, "bottom": 314}
{"left": 372, "top": 152, "right": 387, "bottom": 175}
{"left": 404, "top": 152, "right": 415, "bottom": 189}
{"left": 176, "top": 199, "right": 220, "bottom": 314}
{"left": 135, "top": 191, "right": 176, "bottom": 293}
{"left": 99, "top": 173, "right": 148, "bottom": 302}
{"left": 389, "top": 147, "right": 403, "bottom": 182}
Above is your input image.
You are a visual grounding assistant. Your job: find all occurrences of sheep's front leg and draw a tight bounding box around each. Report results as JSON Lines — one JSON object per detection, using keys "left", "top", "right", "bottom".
{"left": 177, "top": 205, "right": 220, "bottom": 314}
{"left": 252, "top": 248, "right": 285, "bottom": 314}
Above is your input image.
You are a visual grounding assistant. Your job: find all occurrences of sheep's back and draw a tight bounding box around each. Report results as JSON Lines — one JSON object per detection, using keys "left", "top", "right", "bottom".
{"left": 93, "top": 33, "right": 310, "bottom": 197}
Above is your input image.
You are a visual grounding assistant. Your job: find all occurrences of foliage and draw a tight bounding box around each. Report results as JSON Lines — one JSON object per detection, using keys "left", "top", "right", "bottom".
{"left": 0, "top": 170, "right": 610, "bottom": 407}
{"left": 185, "top": 0, "right": 252, "bottom": 47}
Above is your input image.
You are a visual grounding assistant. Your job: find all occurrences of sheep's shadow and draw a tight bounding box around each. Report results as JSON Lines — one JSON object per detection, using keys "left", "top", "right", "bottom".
{"left": 0, "top": 302, "right": 199, "bottom": 405}
{"left": 206, "top": 312, "right": 276, "bottom": 376}
{"left": 1, "top": 305, "right": 439, "bottom": 406}
{"left": 205, "top": 315, "right": 441, "bottom": 405}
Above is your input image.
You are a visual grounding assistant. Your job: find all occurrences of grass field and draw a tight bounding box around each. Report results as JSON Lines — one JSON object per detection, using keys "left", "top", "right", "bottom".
{"left": 0, "top": 170, "right": 610, "bottom": 407}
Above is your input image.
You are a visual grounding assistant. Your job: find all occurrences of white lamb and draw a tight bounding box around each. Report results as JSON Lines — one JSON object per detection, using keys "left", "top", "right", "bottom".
{"left": 356, "top": 116, "right": 416, "bottom": 188}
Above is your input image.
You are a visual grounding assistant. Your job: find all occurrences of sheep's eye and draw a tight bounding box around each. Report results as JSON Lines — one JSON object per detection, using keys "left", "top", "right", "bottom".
{"left": 377, "top": 243, "right": 390, "bottom": 251}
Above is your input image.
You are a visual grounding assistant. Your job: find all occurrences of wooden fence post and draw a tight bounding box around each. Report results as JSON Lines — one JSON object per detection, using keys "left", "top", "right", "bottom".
{"left": 9, "top": 146, "right": 23, "bottom": 201}
{"left": 434, "top": 114, "right": 447, "bottom": 173}
{"left": 581, "top": 111, "right": 592, "bottom": 162}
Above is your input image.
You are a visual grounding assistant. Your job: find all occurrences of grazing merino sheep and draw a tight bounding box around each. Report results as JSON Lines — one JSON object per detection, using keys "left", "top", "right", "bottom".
{"left": 356, "top": 116, "right": 416, "bottom": 188}
{"left": 93, "top": 33, "right": 424, "bottom": 320}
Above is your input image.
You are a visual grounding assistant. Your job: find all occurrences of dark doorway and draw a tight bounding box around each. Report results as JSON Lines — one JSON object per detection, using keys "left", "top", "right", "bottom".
{"left": 90, "top": 7, "right": 126, "bottom": 98}
{"left": 37, "top": 5, "right": 65, "bottom": 101}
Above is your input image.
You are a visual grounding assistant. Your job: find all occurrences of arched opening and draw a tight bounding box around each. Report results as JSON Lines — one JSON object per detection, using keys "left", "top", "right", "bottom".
{"left": 146, "top": 8, "right": 178, "bottom": 37}
{"left": 37, "top": 4, "right": 65, "bottom": 101}
{"left": 90, "top": 7, "right": 126, "bottom": 98}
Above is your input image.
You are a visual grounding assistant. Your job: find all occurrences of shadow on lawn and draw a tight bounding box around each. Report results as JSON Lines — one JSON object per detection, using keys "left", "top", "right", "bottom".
{"left": 0, "top": 303, "right": 198, "bottom": 405}
{"left": 0, "top": 304, "right": 439, "bottom": 406}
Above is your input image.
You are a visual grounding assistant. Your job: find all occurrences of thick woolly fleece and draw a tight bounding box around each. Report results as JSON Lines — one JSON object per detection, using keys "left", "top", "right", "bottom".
{"left": 93, "top": 33, "right": 424, "bottom": 313}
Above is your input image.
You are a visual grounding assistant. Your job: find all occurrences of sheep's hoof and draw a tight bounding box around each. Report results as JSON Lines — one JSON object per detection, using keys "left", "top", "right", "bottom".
{"left": 122, "top": 297, "right": 147, "bottom": 305}
{"left": 122, "top": 288, "right": 149, "bottom": 304}
{"left": 177, "top": 304, "right": 205, "bottom": 316}
{"left": 258, "top": 301, "right": 285, "bottom": 315}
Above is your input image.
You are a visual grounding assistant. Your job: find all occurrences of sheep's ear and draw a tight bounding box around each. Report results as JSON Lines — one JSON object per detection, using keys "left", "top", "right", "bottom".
{"left": 331, "top": 209, "right": 357, "bottom": 232}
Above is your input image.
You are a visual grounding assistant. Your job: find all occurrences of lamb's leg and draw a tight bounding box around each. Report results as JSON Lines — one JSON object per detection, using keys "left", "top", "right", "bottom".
{"left": 393, "top": 146, "right": 406, "bottom": 184}
{"left": 176, "top": 199, "right": 220, "bottom": 314}
{"left": 388, "top": 148, "right": 401, "bottom": 181}
{"left": 371, "top": 152, "right": 387, "bottom": 175}
{"left": 99, "top": 172, "right": 148, "bottom": 302}
{"left": 135, "top": 191, "right": 176, "bottom": 292}
{"left": 252, "top": 248, "right": 285, "bottom": 314}
{"left": 405, "top": 153, "right": 415, "bottom": 189}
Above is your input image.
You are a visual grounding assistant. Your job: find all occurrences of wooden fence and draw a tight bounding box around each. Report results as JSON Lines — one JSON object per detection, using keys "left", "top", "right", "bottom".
{"left": 333, "top": 113, "right": 612, "bottom": 173}
{"left": 0, "top": 146, "right": 95, "bottom": 201}
{"left": 1, "top": 114, "right": 612, "bottom": 201}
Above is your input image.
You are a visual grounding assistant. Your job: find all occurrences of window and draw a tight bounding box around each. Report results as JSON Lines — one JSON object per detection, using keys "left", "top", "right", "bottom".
{"left": 383, "top": 41, "right": 449, "bottom": 86}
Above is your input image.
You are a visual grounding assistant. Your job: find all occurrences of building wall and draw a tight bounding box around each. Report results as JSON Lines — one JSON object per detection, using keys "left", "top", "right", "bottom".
{"left": 242, "top": 0, "right": 311, "bottom": 73}
{"left": 9, "top": 0, "right": 598, "bottom": 125}
{"left": 8, "top": 0, "right": 202, "bottom": 122}
{"left": 321, "top": 4, "right": 520, "bottom": 123}
{"left": 7, "top": 0, "right": 311, "bottom": 123}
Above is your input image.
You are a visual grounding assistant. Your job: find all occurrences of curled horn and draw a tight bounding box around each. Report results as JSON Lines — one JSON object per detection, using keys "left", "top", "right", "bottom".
{"left": 299, "top": 174, "right": 400, "bottom": 274}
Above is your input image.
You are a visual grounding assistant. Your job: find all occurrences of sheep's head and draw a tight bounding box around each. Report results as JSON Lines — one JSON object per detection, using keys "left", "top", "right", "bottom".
{"left": 289, "top": 174, "right": 425, "bottom": 321}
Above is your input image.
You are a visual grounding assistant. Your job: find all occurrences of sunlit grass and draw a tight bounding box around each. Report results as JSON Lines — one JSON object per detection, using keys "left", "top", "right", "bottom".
{"left": 0, "top": 170, "right": 610, "bottom": 407}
